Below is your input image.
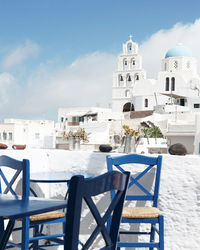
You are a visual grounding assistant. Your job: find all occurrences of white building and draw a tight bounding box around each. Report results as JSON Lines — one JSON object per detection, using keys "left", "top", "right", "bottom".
{"left": 112, "top": 38, "right": 200, "bottom": 114}
{"left": 0, "top": 119, "right": 55, "bottom": 149}
{"left": 56, "top": 107, "right": 123, "bottom": 148}
{"left": 111, "top": 37, "right": 200, "bottom": 154}
{"left": 157, "top": 44, "right": 200, "bottom": 112}
{"left": 57, "top": 107, "right": 121, "bottom": 125}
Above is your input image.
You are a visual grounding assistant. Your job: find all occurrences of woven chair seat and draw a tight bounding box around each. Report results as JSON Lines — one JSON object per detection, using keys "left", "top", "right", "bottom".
{"left": 30, "top": 211, "right": 66, "bottom": 221}
{"left": 16, "top": 211, "right": 65, "bottom": 222}
{"left": 122, "top": 206, "right": 161, "bottom": 219}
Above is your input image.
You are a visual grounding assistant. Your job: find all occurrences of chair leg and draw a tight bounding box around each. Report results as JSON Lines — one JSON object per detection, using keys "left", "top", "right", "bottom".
{"left": 33, "top": 225, "right": 39, "bottom": 250}
{"left": 0, "top": 217, "right": 4, "bottom": 242}
{"left": 117, "top": 233, "right": 121, "bottom": 250}
{"left": 22, "top": 217, "right": 30, "bottom": 250}
{"left": 159, "top": 215, "right": 164, "bottom": 250}
{"left": 0, "top": 219, "right": 15, "bottom": 250}
{"left": 150, "top": 223, "right": 156, "bottom": 250}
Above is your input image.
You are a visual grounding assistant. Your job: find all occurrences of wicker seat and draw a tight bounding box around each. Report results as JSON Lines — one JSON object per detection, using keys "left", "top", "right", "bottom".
{"left": 122, "top": 206, "right": 161, "bottom": 219}
{"left": 30, "top": 211, "right": 65, "bottom": 221}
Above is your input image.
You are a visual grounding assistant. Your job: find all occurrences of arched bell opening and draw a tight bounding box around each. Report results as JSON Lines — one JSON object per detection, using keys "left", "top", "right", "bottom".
{"left": 123, "top": 102, "right": 134, "bottom": 112}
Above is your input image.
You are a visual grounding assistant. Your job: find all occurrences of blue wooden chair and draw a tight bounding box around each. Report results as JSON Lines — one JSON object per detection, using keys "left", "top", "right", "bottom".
{"left": 106, "top": 154, "right": 164, "bottom": 249}
{"left": 0, "top": 155, "right": 30, "bottom": 249}
{"left": 64, "top": 170, "right": 130, "bottom": 250}
{"left": 0, "top": 155, "right": 66, "bottom": 249}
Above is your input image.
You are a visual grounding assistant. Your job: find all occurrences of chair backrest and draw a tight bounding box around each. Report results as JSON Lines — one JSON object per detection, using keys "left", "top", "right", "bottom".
{"left": 64, "top": 170, "right": 130, "bottom": 250}
{"left": 0, "top": 155, "right": 30, "bottom": 197}
{"left": 106, "top": 154, "right": 162, "bottom": 207}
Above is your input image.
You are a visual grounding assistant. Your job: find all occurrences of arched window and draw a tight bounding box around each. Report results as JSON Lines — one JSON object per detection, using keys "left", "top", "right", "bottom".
{"left": 126, "top": 74, "right": 132, "bottom": 87}
{"left": 144, "top": 98, "right": 148, "bottom": 108}
{"left": 123, "top": 102, "right": 134, "bottom": 112}
{"left": 127, "top": 75, "right": 131, "bottom": 81}
{"left": 125, "top": 90, "right": 130, "bottom": 97}
{"left": 171, "top": 77, "right": 175, "bottom": 91}
{"left": 135, "top": 74, "right": 139, "bottom": 81}
{"left": 119, "top": 75, "right": 124, "bottom": 87}
{"left": 127, "top": 43, "right": 132, "bottom": 54}
{"left": 130, "top": 58, "right": 135, "bottom": 69}
{"left": 166, "top": 77, "right": 169, "bottom": 91}
{"left": 123, "top": 59, "right": 128, "bottom": 70}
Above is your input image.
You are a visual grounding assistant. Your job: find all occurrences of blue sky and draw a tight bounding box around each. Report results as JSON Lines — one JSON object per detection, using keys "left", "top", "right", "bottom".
{"left": 0, "top": 0, "right": 200, "bottom": 120}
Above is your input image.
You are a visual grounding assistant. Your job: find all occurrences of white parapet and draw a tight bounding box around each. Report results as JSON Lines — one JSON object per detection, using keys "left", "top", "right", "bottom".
{"left": 1, "top": 149, "right": 199, "bottom": 249}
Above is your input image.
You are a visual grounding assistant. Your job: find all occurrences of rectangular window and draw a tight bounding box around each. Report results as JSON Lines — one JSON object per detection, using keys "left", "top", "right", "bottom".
{"left": 3, "top": 132, "right": 7, "bottom": 140}
{"left": 145, "top": 98, "right": 148, "bottom": 108}
{"left": 180, "top": 99, "right": 185, "bottom": 106}
{"left": 194, "top": 104, "right": 200, "bottom": 108}
{"left": 8, "top": 132, "right": 13, "bottom": 140}
{"left": 35, "top": 133, "right": 40, "bottom": 139}
{"left": 166, "top": 78, "right": 169, "bottom": 91}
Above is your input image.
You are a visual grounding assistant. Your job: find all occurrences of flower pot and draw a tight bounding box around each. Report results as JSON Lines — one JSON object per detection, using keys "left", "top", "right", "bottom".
{"left": 124, "top": 135, "right": 136, "bottom": 154}
{"left": 0, "top": 143, "right": 8, "bottom": 149}
{"left": 12, "top": 145, "right": 26, "bottom": 150}
{"left": 68, "top": 138, "right": 80, "bottom": 151}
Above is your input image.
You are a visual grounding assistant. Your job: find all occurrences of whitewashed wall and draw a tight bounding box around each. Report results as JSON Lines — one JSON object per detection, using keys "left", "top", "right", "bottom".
{"left": 1, "top": 149, "right": 200, "bottom": 249}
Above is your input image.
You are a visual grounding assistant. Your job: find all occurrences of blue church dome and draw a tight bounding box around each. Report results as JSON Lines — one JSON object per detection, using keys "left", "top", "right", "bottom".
{"left": 165, "top": 45, "right": 194, "bottom": 58}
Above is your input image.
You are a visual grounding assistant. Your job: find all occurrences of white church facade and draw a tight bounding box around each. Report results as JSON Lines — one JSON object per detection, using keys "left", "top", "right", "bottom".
{"left": 112, "top": 37, "right": 200, "bottom": 115}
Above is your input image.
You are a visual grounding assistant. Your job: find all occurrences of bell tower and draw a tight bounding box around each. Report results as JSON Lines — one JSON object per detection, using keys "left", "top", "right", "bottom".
{"left": 112, "top": 36, "right": 146, "bottom": 113}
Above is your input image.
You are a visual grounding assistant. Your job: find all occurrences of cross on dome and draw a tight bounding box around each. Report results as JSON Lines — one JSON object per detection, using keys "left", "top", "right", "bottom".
{"left": 129, "top": 34, "right": 133, "bottom": 40}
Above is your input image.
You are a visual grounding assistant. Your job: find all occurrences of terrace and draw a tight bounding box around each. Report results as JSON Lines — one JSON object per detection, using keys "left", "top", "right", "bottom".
{"left": 1, "top": 149, "right": 199, "bottom": 249}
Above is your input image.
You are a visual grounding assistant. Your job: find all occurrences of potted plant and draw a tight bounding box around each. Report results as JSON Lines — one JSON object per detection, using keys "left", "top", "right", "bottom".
{"left": 63, "top": 128, "right": 89, "bottom": 150}
{"left": 140, "top": 121, "right": 163, "bottom": 144}
{"left": 122, "top": 125, "right": 139, "bottom": 153}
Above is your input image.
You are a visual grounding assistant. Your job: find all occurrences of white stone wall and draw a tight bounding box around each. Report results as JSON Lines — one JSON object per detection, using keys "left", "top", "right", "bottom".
{"left": 1, "top": 149, "right": 200, "bottom": 249}
{"left": 0, "top": 119, "right": 55, "bottom": 148}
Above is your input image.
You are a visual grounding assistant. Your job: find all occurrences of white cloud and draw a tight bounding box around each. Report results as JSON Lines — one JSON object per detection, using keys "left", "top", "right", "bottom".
{"left": 0, "top": 73, "right": 16, "bottom": 105}
{"left": 140, "top": 19, "right": 200, "bottom": 78}
{"left": 1, "top": 19, "right": 200, "bottom": 120}
{"left": 2, "top": 40, "right": 40, "bottom": 69}
{"left": 0, "top": 72, "right": 22, "bottom": 120}
{"left": 10, "top": 52, "right": 116, "bottom": 118}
